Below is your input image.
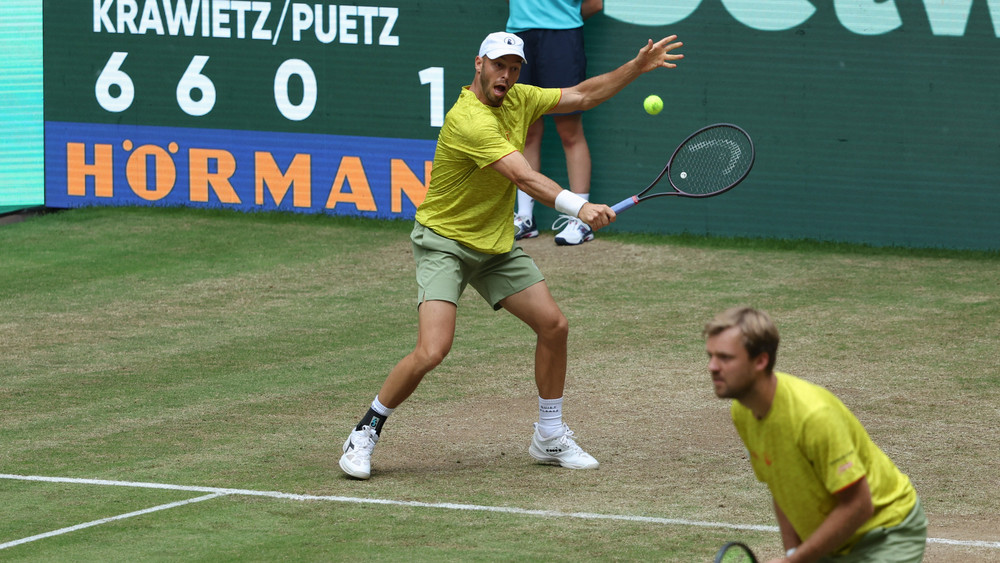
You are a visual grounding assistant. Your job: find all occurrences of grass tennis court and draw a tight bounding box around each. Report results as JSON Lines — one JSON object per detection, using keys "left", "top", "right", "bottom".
{"left": 2, "top": 207, "right": 998, "bottom": 561}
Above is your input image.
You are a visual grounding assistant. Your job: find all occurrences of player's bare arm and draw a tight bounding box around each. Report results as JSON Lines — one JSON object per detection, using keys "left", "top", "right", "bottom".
{"left": 772, "top": 500, "right": 802, "bottom": 556}
{"left": 491, "top": 151, "right": 615, "bottom": 230}
{"left": 551, "top": 36, "right": 684, "bottom": 115}
{"left": 771, "top": 478, "right": 874, "bottom": 563}
{"left": 581, "top": 0, "right": 603, "bottom": 20}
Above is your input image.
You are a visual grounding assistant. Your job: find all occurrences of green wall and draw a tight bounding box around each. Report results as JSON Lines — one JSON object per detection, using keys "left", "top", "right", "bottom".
{"left": 573, "top": 2, "right": 1000, "bottom": 249}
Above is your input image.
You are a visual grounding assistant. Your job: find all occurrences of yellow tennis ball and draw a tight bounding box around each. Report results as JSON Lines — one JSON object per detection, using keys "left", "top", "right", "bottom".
{"left": 643, "top": 94, "right": 663, "bottom": 115}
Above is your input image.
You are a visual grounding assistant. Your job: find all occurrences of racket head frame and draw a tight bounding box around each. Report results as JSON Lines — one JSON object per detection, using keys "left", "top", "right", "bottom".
{"left": 638, "top": 122, "right": 755, "bottom": 201}
{"left": 713, "top": 541, "right": 759, "bottom": 563}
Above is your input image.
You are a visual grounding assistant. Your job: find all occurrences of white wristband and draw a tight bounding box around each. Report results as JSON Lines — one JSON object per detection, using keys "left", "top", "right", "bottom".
{"left": 554, "top": 190, "right": 587, "bottom": 217}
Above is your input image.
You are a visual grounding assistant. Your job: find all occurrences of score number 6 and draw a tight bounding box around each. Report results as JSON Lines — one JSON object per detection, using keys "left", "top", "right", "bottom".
{"left": 95, "top": 51, "right": 316, "bottom": 121}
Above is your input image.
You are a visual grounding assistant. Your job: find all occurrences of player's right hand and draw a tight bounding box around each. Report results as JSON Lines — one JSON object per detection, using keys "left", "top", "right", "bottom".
{"left": 579, "top": 203, "right": 616, "bottom": 230}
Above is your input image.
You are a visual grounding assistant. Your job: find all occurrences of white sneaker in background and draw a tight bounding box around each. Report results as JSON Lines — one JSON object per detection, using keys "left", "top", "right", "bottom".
{"left": 514, "top": 214, "right": 539, "bottom": 240}
{"left": 552, "top": 215, "right": 594, "bottom": 246}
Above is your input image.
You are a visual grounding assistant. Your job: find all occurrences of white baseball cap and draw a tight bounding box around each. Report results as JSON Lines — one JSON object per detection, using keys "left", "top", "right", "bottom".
{"left": 478, "top": 31, "right": 527, "bottom": 64}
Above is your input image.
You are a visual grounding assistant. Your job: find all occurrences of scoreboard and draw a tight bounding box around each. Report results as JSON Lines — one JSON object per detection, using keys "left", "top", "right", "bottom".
{"left": 44, "top": 2, "right": 505, "bottom": 217}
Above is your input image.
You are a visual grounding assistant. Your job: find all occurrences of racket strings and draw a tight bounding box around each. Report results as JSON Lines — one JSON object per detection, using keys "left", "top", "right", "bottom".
{"left": 669, "top": 126, "right": 754, "bottom": 196}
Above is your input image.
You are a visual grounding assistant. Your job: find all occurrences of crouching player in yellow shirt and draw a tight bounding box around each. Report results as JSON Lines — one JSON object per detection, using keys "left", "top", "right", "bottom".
{"left": 703, "top": 307, "right": 927, "bottom": 562}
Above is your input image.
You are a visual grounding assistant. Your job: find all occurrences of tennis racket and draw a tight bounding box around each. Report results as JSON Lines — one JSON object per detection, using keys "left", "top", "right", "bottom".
{"left": 611, "top": 123, "right": 754, "bottom": 214}
{"left": 713, "top": 541, "right": 759, "bottom": 563}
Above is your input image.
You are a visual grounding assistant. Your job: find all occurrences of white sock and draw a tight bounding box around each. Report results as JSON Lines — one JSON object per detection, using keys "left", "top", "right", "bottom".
{"left": 516, "top": 190, "right": 535, "bottom": 220}
{"left": 372, "top": 395, "right": 394, "bottom": 417}
{"left": 538, "top": 397, "right": 563, "bottom": 439}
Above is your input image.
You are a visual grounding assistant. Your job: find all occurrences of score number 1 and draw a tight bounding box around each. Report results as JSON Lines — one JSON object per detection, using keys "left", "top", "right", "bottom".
{"left": 96, "top": 52, "right": 446, "bottom": 127}
{"left": 418, "top": 67, "right": 444, "bottom": 127}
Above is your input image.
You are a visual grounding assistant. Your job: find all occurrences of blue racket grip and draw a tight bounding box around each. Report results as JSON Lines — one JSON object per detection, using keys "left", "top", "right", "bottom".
{"left": 611, "top": 196, "right": 638, "bottom": 214}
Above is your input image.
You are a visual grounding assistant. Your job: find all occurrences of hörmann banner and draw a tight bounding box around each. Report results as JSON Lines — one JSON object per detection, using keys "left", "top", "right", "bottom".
{"left": 44, "top": 2, "right": 999, "bottom": 249}
{"left": 44, "top": 2, "right": 449, "bottom": 219}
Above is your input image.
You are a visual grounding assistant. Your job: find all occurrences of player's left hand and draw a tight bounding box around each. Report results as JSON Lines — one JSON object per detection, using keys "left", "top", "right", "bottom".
{"left": 636, "top": 36, "right": 684, "bottom": 72}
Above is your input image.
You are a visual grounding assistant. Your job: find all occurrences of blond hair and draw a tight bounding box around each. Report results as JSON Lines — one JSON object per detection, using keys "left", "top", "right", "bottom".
{"left": 703, "top": 307, "right": 780, "bottom": 372}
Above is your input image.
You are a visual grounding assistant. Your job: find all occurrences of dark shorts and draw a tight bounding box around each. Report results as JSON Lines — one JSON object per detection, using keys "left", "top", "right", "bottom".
{"left": 516, "top": 27, "right": 587, "bottom": 89}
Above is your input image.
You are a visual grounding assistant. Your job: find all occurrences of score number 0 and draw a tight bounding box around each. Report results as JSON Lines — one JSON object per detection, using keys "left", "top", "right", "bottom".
{"left": 96, "top": 52, "right": 446, "bottom": 127}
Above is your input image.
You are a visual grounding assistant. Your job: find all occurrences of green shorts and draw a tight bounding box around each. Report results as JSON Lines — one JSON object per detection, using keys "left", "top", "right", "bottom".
{"left": 821, "top": 497, "right": 927, "bottom": 563}
{"left": 411, "top": 222, "right": 544, "bottom": 310}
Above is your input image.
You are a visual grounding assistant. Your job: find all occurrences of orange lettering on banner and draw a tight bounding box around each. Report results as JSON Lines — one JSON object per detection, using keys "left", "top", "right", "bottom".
{"left": 255, "top": 152, "right": 312, "bottom": 207}
{"left": 189, "top": 148, "right": 241, "bottom": 204}
{"left": 126, "top": 144, "right": 177, "bottom": 201}
{"left": 325, "top": 156, "right": 376, "bottom": 211}
{"left": 66, "top": 143, "right": 114, "bottom": 197}
{"left": 390, "top": 159, "right": 431, "bottom": 213}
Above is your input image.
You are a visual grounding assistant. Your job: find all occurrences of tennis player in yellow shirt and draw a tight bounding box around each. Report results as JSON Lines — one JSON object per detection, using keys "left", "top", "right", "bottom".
{"left": 704, "top": 307, "right": 927, "bottom": 562}
{"left": 339, "top": 31, "right": 684, "bottom": 479}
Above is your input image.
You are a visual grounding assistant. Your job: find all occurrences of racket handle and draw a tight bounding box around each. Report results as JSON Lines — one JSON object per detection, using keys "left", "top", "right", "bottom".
{"left": 611, "top": 196, "right": 638, "bottom": 214}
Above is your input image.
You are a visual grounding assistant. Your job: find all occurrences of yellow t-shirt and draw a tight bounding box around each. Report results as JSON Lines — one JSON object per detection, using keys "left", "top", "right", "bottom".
{"left": 415, "top": 84, "right": 561, "bottom": 254}
{"left": 731, "top": 372, "right": 918, "bottom": 555}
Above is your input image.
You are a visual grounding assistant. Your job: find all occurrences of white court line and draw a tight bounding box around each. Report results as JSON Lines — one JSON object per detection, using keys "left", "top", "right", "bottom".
{"left": 0, "top": 492, "right": 224, "bottom": 551}
{"left": 2, "top": 474, "right": 999, "bottom": 550}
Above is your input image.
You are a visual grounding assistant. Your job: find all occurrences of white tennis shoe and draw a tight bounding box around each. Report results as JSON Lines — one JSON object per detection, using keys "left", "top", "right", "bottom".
{"left": 339, "top": 425, "right": 378, "bottom": 479}
{"left": 552, "top": 216, "right": 594, "bottom": 246}
{"left": 528, "top": 423, "right": 599, "bottom": 469}
{"left": 514, "top": 214, "right": 539, "bottom": 240}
